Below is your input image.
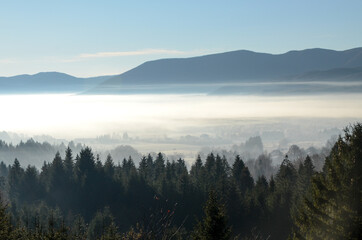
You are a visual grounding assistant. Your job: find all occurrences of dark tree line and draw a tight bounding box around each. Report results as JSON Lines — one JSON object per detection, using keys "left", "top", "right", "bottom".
{"left": 0, "top": 138, "right": 84, "bottom": 167}
{"left": 0, "top": 123, "right": 361, "bottom": 239}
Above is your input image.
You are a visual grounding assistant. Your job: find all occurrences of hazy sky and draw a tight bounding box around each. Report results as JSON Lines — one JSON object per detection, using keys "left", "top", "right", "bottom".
{"left": 1, "top": 0, "right": 361, "bottom": 77}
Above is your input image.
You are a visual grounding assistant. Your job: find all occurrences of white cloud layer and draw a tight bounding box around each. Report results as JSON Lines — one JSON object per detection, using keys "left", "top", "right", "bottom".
{"left": 79, "top": 49, "right": 185, "bottom": 58}
{"left": 0, "top": 59, "right": 16, "bottom": 64}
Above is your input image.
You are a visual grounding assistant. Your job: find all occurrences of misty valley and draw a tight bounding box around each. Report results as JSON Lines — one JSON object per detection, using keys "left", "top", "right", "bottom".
{"left": 0, "top": 123, "right": 361, "bottom": 239}
{"left": 1, "top": 47, "right": 362, "bottom": 239}
{"left": 0, "top": 92, "right": 361, "bottom": 239}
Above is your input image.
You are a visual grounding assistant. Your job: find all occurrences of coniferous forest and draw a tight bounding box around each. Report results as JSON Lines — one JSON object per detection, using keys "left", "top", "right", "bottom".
{"left": 0, "top": 123, "right": 361, "bottom": 240}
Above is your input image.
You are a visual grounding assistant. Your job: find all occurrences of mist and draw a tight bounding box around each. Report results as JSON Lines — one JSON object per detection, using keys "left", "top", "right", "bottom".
{"left": 1, "top": 93, "right": 360, "bottom": 167}
{"left": 1, "top": 93, "right": 361, "bottom": 137}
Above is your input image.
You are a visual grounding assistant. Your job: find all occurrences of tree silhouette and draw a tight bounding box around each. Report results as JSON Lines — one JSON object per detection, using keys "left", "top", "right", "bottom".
{"left": 293, "top": 124, "right": 362, "bottom": 239}
{"left": 192, "top": 190, "right": 231, "bottom": 240}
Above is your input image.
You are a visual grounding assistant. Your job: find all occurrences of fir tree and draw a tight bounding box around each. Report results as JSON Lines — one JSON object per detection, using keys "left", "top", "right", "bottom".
{"left": 154, "top": 153, "right": 165, "bottom": 181}
{"left": 0, "top": 193, "right": 12, "bottom": 239}
{"left": 269, "top": 155, "right": 297, "bottom": 239}
{"left": 63, "top": 147, "right": 74, "bottom": 178}
{"left": 292, "top": 124, "right": 362, "bottom": 239}
{"left": 8, "top": 158, "right": 24, "bottom": 200}
{"left": 192, "top": 190, "right": 231, "bottom": 240}
{"left": 104, "top": 154, "right": 115, "bottom": 179}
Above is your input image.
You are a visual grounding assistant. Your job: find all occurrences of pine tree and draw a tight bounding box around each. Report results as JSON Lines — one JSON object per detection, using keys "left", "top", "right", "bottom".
{"left": 101, "top": 222, "right": 121, "bottom": 240}
{"left": 74, "top": 147, "right": 97, "bottom": 219}
{"left": 146, "top": 154, "right": 154, "bottom": 182}
{"left": 232, "top": 155, "right": 254, "bottom": 194}
{"left": 240, "top": 166, "right": 254, "bottom": 194}
{"left": 64, "top": 147, "right": 74, "bottom": 178}
{"left": 293, "top": 155, "right": 315, "bottom": 211}
{"left": 292, "top": 123, "right": 362, "bottom": 239}
{"left": 71, "top": 215, "right": 87, "bottom": 240}
{"left": 0, "top": 162, "right": 8, "bottom": 178}
{"left": 204, "top": 153, "right": 217, "bottom": 191}
{"left": 138, "top": 156, "right": 148, "bottom": 180}
{"left": 0, "top": 193, "right": 12, "bottom": 239}
{"left": 154, "top": 153, "right": 165, "bottom": 181}
{"left": 225, "top": 180, "right": 243, "bottom": 232}
{"left": 190, "top": 155, "right": 203, "bottom": 179}
{"left": 88, "top": 207, "right": 114, "bottom": 240}
{"left": 104, "top": 154, "right": 115, "bottom": 179}
{"left": 49, "top": 152, "right": 66, "bottom": 206}
{"left": 75, "top": 147, "right": 96, "bottom": 180}
{"left": 268, "top": 155, "right": 297, "bottom": 239}
{"left": 62, "top": 147, "right": 75, "bottom": 213}
{"left": 8, "top": 158, "right": 24, "bottom": 200}
{"left": 192, "top": 190, "right": 231, "bottom": 240}
{"left": 19, "top": 165, "right": 41, "bottom": 204}
{"left": 190, "top": 155, "right": 204, "bottom": 191}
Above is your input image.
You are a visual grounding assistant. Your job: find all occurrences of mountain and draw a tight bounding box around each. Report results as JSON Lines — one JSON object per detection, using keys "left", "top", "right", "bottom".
{"left": 0, "top": 72, "right": 114, "bottom": 94}
{"left": 90, "top": 47, "right": 362, "bottom": 94}
{"left": 2, "top": 48, "right": 362, "bottom": 95}
{"left": 209, "top": 65, "right": 362, "bottom": 95}
{"left": 290, "top": 66, "right": 362, "bottom": 81}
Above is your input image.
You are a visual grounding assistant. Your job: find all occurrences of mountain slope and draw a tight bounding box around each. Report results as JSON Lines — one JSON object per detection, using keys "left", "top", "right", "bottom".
{"left": 290, "top": 66, "right": 362, "bottom": 81}
{"left": 95, "top": 48, "right": 362, "bottom": 92}
{"left": 0, "top": 72, "right": 113, "bottom": 93}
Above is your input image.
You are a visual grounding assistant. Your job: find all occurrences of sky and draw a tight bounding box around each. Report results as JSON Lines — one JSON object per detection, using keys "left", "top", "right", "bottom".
{"left": 1, "top": 0, "right": 361, "bottom": 77}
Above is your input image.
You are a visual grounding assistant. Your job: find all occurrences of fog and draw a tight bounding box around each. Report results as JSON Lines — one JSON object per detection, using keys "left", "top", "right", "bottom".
{"left": 1, "top": 94, "right": 362, "bottom": 136}
{"left": 1, "top": 93, "right": 361, "bottom": 165}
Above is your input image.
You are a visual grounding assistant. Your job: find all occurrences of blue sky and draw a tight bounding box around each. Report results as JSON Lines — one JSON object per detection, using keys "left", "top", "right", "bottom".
{"left": 1, "top": 0, "right": 361, "bottom": 77}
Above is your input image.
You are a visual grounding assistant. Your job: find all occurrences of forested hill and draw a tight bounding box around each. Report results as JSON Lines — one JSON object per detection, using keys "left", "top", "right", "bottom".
{"left": 0, "top": 138, "right": 142, "bottom": 168}
{"left": 91, "top": 47, "right": 362, "bottom": 92}
{"left": 0, "top": 123, "right": 361, "bottom": 239}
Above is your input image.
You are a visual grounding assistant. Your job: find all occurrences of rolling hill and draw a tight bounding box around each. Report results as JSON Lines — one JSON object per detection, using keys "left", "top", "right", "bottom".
{"left": 89, "top": 47, "right": 362, "bottom": 94}
{"left": 1, "top": 47, "right": 362, "bottom": 95}
{"left": 0, "top": 72, "right": 113, "bottom": 94}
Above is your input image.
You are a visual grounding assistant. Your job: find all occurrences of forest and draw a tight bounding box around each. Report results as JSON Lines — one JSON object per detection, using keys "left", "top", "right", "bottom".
{"left": 0, "top": 123, "right": 361, "bottom": 239}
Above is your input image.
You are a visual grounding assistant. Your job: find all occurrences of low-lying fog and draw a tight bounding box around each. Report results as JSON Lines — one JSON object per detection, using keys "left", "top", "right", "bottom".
{"left": 1, "top": 93, "right": 361, "bottom": 166}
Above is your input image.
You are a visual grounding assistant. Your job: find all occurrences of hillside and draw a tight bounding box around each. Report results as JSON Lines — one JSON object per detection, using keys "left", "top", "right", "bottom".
{"left": 0, "top": 72, "right": 113, "bottom": 94}
{"left": 290, "top": 66, "right": 362, "bottom": 81}
{"left": 89, "top": 47, "right": 362, "bottom": 94}
{"left": 2, "top": 48, "right": 362, "bottom": 95}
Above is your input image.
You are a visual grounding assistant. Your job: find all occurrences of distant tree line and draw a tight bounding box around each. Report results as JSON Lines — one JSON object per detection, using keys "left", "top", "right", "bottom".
{"left": 0, "top": 123, "right": 361, "bottom": 239}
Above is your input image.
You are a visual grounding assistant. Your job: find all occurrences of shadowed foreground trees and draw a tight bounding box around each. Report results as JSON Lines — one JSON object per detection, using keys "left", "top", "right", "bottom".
{"left": 0, "top": 194, "right": 12, "bottom": 239}
{"left": 292, "top": 124, "right": 362, "bottom": 239}
{"left": 192, "top": 190, "right": 231, "bottom": 240}
{"left": 0, "top": 123, "right": 361, "bottom": 239}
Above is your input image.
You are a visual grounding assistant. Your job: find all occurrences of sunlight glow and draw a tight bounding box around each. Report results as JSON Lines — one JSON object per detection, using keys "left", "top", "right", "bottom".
{"left": 1, "top": 94, "right": 362, "bottom": 138}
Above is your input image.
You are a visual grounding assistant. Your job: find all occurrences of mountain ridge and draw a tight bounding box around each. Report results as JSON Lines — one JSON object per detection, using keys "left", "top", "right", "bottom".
{"left": 89, "top": 47, "right": 362, "bottom": 94}
{"left": 105, "top": 47, "right": 362, "bottom": 83}
{"left": 1, "top": 47, "right": 362, "bottom": 94}
{"left": 0, "top": 72, "right": 114, "bottom": 93}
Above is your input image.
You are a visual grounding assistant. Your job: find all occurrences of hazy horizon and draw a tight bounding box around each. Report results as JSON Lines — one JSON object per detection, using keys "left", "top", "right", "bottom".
{"left": 1, "top": 93, "right": 360, "bottom": 138}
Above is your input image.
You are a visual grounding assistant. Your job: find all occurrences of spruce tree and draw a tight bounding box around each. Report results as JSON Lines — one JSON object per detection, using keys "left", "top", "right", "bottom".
{"left": 8, "top": 158, "right": 24, "bottom": 200}
{"left": 190, "top": 155, "right": 204, "bottom": 190}
{"left": 0, "top": 193, "right": 12, "bottom": 239}
{"left": 104, "top": 154, "right": 115, "bottom": 179}
{"left": 49, "top": 152, "right": 66, "bottom": 206}
{"left": 138, "top": 156, "right": 148, "bottom": 180}
{"left": 292, "top": 123, "right": 362, "bottom": 239}
{"left": 190, "top": 155, "right": 203, "bottom": 178}
{"left": 19, "top": 165, "right": 41, "bottom": 204}
{"left": 154, "top": 152, "right": 165, "bottom": 181}
{"left": 64, "top": 147, "right": 74, "bottom": 178}
{"left": 269, "top": 155, "right": 297, "bottom": 239}
{"left": 192, "top": 190, "right": 231, "bottom": 240}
